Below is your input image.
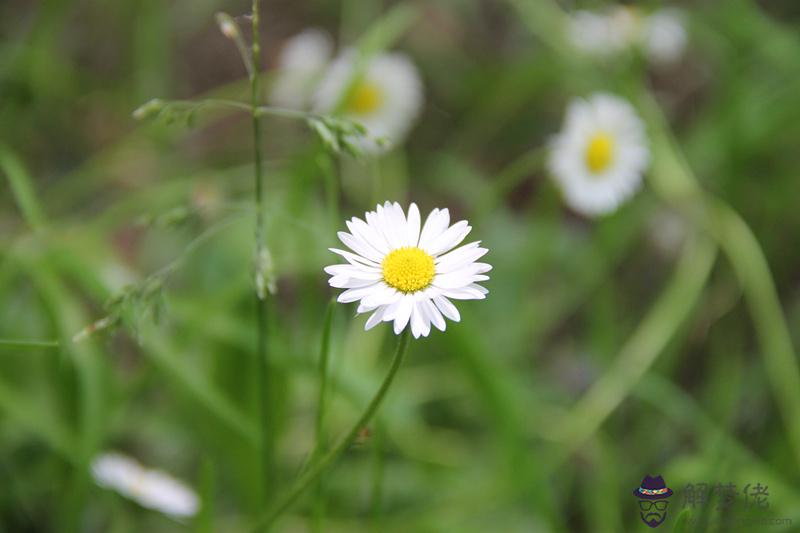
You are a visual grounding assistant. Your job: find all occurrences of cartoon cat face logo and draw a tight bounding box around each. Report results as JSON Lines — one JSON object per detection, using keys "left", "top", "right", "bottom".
{"left": 633, "top": 475, "right": 673, "bottom": 528}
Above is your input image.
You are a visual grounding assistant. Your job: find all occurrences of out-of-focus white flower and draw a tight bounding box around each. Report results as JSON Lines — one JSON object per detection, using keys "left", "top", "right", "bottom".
{"left": 91, "top": 453, "right": 199, "bottom": 519}
{"left": 608, "top": 5, "right": 643, "bottom": 48}
{"left": 271, "top": 29, "right": 333, "bottom": 109}
{"left": 313, "top": 51, "right": 423, "bottom": 154}
{"left": 325, "top": 202, "right": 490, "bottom": 338}
{"left": 568, "top": 7, "right": 641, "bottom": 57}
{"left": 568, "top": 10, "right": 622, "bottom": 57}
{"left": 567, "top": 7, "right": 687, "bottom": 64}
{"left": 643, "top": 9, "right": 688, "bottom": 65}
{"left": 548, "top": 93, "right": 650, "bottom": 217}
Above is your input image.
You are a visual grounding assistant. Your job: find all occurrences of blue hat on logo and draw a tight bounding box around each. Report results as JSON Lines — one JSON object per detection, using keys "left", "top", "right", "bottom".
{"left": 633, "top": 475, "right": 673, "bottom": 500}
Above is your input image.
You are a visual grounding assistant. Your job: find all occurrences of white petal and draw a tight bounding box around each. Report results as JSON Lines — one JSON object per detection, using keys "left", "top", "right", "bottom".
{"left": 406, "top": 202, "right": 421, "bottom": 247}
{"left": 434, "top": 242, "right": 488, "bottom": 273}
{"left": 418, "top": 208, "right": 450, "bottom": 250}
{"left": 433, "top": 295, "right": 460, "bottom": 322}
{"left": 424, "top": 221, "right": 472, "bottom": 256}
{"left": 360, "top": 283, "right": 402, "bottom": 309}
{"left": 392, "top": 295, "right": 414, "bottom": 334}
{"left": 365, "top": 306, "right": 386, "bottom": 330}
{"left": 409, "top": 299, "right": 430, "bottom": 338}
{"left": 329, "top": 275, "right": 378, "bottom": 289}
{"left": 337, "top": 283, "right": 381, "bottom": 303}
{"left": 432, "top": 271, "right": 474, "bottom": 289}
{"left": 324, "top": 264, "right": 381, "bottom": 277}
{"left": 388, "top": 202, "right": 407, "bottom": 236}
{"left": 377, "top": 203, "right": 403, "bottom": 249}
{"left": 471, "top": 283, "right": 489, "bottom": 295}
{"left": 442, "top": 286, "right": 486, "bottom": 300}
{"left": 346, "top": 217, "right": 390, "bottom": 255}
{"left": 338, "top": 232, "right": 384, "bottom": 263}
{"left": 329, "top": 248, "right": 380, "bottom": 268}
{"left": 420, "top": 297, "right": 446, "bottom": 331}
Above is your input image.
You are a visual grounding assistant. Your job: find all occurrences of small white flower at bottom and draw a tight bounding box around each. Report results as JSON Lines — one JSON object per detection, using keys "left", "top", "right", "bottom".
{"left": 91, "top": 452, "right": 199, "bottom": 519}
{"left": 325, "top": 202, "right": 490, "bottom": 338}
{"left": 548, "top": 93, "right": 650, "bottom": 217}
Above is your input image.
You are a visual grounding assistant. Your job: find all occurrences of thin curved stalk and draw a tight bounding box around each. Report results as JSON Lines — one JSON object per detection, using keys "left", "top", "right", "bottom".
{"left": 0, "top": 338, "right": 59, "bottom": 348}
{"left": 0, "top": 145, "right": 46, "bottom": 231}
{"left": 312, "top": 299, "right": 335, "bottom": 532}
{"left": 642, "top": 94, "right": 800, "bottom": 469}
{"left": 252, "top": 329, "right": 411, "bottom": 531}
{"left": 550, "top": 233, "right": 717, "bottom": 460}
{"left": 2, "top": 146, "right": 104, "bottom": 531}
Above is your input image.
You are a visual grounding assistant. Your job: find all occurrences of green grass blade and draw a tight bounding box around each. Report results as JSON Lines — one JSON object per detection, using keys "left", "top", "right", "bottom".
{"left": 0, "top": 145, "right": 46, "bottom": 230}
{"left": 642, "top": 92, "right": 800, "bottom": 470}
{"left": 552, "top": 233, "right": 717, "bottom": 457}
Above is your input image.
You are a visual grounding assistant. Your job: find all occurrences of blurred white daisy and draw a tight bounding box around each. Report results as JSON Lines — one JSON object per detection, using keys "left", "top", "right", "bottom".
{"left": 92, "top": 452, "right": 199, "bottom": 519}
{"left": 643, "top": 9, "right": 688, "bottom": 65}
{"left": 271, "top": 29, "right": 333, "bottom": 109}
{"left": 568, "top": 7, "right": 638, "bottom": 57}
{"left": 568, "top": 7, "right": 686, "bottom": 65}
{"left": 313, "top": 50, "right": 423, "bottom": 154}
{"left": 325, "top": 202, "right": 490, "bottom": 338}
{"left": 548, "top": 93, "right": 650, "bottom": 217}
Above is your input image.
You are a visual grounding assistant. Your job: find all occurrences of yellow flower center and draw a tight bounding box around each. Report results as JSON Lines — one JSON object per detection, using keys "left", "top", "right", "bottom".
{"left": 345, "top": 80, "right": 384, "bottom": 115}
{"left": 382, "top": 247, "right": 435, "bottom": 293}
{"left": 585, "top": 133, "right": 616, "bottom": 174}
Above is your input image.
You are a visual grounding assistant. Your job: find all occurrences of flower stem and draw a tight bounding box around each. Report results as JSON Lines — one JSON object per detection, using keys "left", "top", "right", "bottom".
{"left": 641, "top": 91, "right": 800, "bottom": 469}
{"left": 250, "top": 0, "right": 273, "bottom": 504}
{"left": 370, "top": 422, "right": 386, "bottom": 529}
{"left": 252, "top": 329, "right": 411, "bottom": 531}
{"left": 0, "top": 338, "right": 60, "bottom": 348}
{"left": 311, "top": 299, "right": 335, "bottom": 532}
{"left": 550, "top": 233, "right": 717, "bottom": 460}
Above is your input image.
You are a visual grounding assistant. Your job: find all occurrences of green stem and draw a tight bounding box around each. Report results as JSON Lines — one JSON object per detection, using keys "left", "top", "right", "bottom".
{"left": 550, "top": 233, "right": 717, "bottom": 460}
{"left": 312, "top": 299, "right": 335, "bottom": 532}
{"left": 0, "top": 338, "right": 59, "bottom": 348}
{"left": 250, "top": 0, "right": 273, "bottom": 504}
{"left": 252, "top": 329, "right": 410, "bottom": 531}
{"left": 2, "top": 147, "right": 103, "bottom": 531}
{"left": 313, "top": 300, "right": 335, "bottom": 455}
{"left": 139, "top": 97, "right": 333, "bottom": 121}
{"left": 0, "top": 145, "right": 46, "bottom": 231}
{"left": 370, "top": 422, "right": 385, "bottom": 529}
{"left": 642, "top": 92, "right": 800, "bottom": 469}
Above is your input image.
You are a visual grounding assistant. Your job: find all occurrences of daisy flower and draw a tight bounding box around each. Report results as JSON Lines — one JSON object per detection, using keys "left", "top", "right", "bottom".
{"left": 271, "top": 29, "right": 333, "bottom": 109}
{"left": 313, "top": 50, "right": 423, "bottom": 154}
{"left": 548, "top": 93, "right": 650, "bottom": 217}
{"left": 568, "top": 7, "right": 638, "bottom": 58}
{"left": 91, "top": 452, "right": 199, "bottom": 519}
{"left": 643, "top": 9, "right": 688, "bottom": 65}
{"left": 325, "top": 202, "right": 490, "bottom": 338}
{"left": 567, "top": 7, "right": 687, "bottom": 65}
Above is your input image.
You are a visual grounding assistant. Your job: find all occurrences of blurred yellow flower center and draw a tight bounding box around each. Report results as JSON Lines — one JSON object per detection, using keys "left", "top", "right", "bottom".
{"left": 346, "top": 81, "right": 384, "bottom": 115}
{"left": 585, "top": 133, "right": 616, "bottom": 174}
{"left": 382, "top": 247, "right": 435, "bottom": 293}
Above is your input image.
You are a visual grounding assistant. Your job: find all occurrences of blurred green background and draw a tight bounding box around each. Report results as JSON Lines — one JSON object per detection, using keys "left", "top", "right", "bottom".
{"left": 2, "top": 0, "right": 800, "bottom": 531}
